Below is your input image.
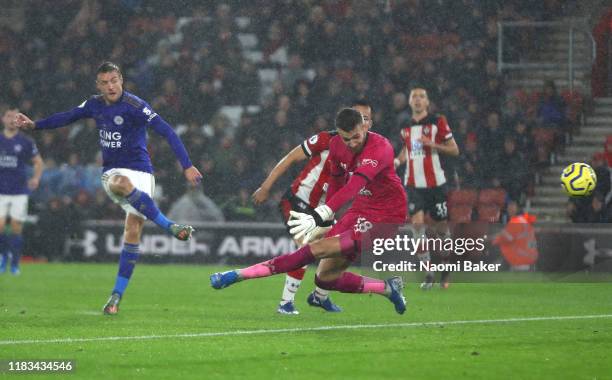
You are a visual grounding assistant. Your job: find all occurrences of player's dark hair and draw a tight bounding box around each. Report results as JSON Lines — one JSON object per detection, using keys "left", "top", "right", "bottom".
{"left": 351, "top": 99, "right": 373, "bottom": 114}
{"left": 96, "top": 61, "right": 122, "bottom": 76}
{"left": 335, "top": 108, "right": 364, "bottom": 132}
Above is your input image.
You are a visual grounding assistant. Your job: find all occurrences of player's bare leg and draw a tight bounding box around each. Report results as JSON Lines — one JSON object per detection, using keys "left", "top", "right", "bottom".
{"left": 278, "top": 236, "right": 341, "bottom": 314}
{"left": 103, "top": 213, "right": 144, "bottom": 315}
{"left": 0, "top": 217, "right": 7, "bottom": 274}
{"left": 432, "top": 220, "right": 452, "bottom": 289}
{"left": 412, "top": 211, "right": 434, "bottom": 289}
{"left": 306, "top": 255, "right": 349, "bottom": 312}
{"left": 6, "top": 219, "right": 24, "bottom": 275}
{"left": 108, "top": 175, "right": 193, "bottom": 241}
{"left": 211, "top": 231, "right": 406, "bottom": 314}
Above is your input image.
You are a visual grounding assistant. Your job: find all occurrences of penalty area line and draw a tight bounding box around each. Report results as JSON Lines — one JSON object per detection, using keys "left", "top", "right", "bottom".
{"left": 2, "top": 314, "right": 612, "bottom": 346}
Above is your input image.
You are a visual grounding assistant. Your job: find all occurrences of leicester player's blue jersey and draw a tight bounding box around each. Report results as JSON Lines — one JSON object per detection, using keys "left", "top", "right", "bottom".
{"left": 77, "top": 91, "right": 157, "bottom": 173}
{"left": 0, "top": 132, "right": 38, "bottom": 195}
{"left": 35, "top": 90, "right": 192, "bottom": 174}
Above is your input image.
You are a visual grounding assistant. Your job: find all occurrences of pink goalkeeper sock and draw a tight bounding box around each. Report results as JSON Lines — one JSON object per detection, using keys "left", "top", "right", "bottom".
{"left": 239, "top": 245, "right": 315, "bottom": 279}
{"left": 239, "top": 262, "right": 274, "bottom": 279}
{"left": 362, "top": 277, "right": 386, "bottom": 294}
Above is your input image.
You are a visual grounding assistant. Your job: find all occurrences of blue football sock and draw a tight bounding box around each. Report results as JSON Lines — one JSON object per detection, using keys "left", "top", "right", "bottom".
{"left": 8, "top": 235, "right": 23, "bottom": 269}
{"left": 0, "top": 234, "right": 8, "bottom": 269}
{"left": 125, "top": 188, "right": 174, "bottom": 231}
{"left": 112, "top": 243, "right": 140, "bottom": 297}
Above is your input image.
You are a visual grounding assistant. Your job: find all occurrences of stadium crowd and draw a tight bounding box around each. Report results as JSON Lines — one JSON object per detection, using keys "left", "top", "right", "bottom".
{"left": 0, "top": 0, "right": 577, "bottom": 231}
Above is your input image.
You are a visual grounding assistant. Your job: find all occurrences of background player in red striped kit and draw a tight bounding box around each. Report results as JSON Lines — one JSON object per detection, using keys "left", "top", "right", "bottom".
{"left": 394, "top": 88, "right": 459, "bottom": 289}
{"left": 212, "top": 108, "right": 408, "bottom": 315}
{"left": 252, "top": 102, "right": 373, "bottom": 314}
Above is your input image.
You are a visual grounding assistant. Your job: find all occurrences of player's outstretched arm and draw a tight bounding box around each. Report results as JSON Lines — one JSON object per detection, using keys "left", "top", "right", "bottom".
{"left": 418, "top": 136, "right": 460, "bottom": 156}
{"left": 16, "top": 102, "right": 91, "bottom": 131}
{"left": 28, "top": 154, "right": 44, "bottom": 190}
{"left": 14, "top": 113, "right": 35, "bottom": 130}
{"left": 148, "top": 115, "right": 202, "bottom": 186}
{"left": 183, "top": 166, "right": 203, "bottom": 187}
{"left": 394, "top": 146, "right": 407, "bottom": 168}
{"left": 252, "top": 145, "right": 307, "bottom": 205}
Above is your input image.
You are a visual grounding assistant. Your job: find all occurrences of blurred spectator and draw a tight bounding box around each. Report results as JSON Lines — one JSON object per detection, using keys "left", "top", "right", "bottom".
{"left": 0, "top": 1, "right": 546, "bottom": 221}
{"left": 168, "top": 189, "right": 225, "bottom": 223}
{"left": 498, "top": 137, "right": 529, "bottom": 202}
{"left": 457, "top": 132, "right": 483, "bottom": 189}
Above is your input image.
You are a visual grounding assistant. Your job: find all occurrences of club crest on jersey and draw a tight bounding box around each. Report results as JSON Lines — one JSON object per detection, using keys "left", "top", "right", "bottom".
{"left": 423, "top": 126, "right": 430, "bottom": 134}
{"left": 113, "top": 116, "right": 124, "bottom": 125}
{"left": 14, "top": 144, "right": 22, "bottom": 153}
{"left": 308, "top": 135, "right": 318, "bottom": 144}
{"left": 340, "top": 162, "right": 348, "bottom": 170}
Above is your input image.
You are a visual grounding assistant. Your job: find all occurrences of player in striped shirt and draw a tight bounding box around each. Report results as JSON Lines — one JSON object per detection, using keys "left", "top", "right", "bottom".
{"left": 394, "top": 88, "right": 459, "bottom": 289}
{"left": 252, "top": 101, "right": 373, "bottom": 314}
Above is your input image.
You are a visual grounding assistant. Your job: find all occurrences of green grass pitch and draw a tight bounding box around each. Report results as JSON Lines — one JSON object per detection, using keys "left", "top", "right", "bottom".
{"left": 1, "top": 263, "right": 611, "bottom": 379}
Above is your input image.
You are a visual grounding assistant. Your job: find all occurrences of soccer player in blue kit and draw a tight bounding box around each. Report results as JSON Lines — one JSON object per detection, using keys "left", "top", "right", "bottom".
{"left": 15, "top": 62, "right": 203, "bottom": 315}
{"left": 0, "top": 108, "right": 43, "bottom": 275}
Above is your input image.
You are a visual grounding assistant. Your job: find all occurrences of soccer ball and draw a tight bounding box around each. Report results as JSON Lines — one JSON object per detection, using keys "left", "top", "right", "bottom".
{"left": 560, "top": 162, "right": 597, "bottom": 196}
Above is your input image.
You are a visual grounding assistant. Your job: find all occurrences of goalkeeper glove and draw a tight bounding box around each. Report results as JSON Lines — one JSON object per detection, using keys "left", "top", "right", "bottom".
{"left": 287, "top": 205, "right": 334, "bottom": 241}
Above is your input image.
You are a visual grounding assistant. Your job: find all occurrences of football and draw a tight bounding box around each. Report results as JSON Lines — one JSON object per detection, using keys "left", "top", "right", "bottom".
{"left": 560, "top": 162, "right": 597, "bottom": 196}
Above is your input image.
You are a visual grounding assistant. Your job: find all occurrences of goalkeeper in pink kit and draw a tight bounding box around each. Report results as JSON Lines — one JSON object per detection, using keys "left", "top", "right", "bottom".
{"left": 211, "top": 108, "right": 408, "bottom": 314}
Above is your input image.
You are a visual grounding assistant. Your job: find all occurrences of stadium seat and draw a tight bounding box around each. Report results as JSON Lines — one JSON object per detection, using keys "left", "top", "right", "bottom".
{"left": 449, "top": 205, "right": 473, "bottom": 223}
{"left": 476, "top": 204, "right": 501, "bottom": 223}
{"left": 448, "top": 189, "right": 478, "bottom": 207}
{"left": 478, "top": 188, "right": 506, "bottom": 208}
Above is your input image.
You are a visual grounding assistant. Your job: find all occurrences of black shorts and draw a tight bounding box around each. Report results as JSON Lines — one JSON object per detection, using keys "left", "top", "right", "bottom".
{"left": 279, "top": 190, "right": 315, "bottom": 225}
{"left": 406, "top": 185, "right": 448, "bottom": 221}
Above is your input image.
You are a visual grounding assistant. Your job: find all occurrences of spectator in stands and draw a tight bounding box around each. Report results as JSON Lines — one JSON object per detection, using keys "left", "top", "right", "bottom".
{"left": 457, "top": 132, "right": 483, "bottom": 189}
{"left": 479, "top": 111, "right": 506, "bottom": 187}
{"left": 591, "top": 152, "right": 611, "bottom": 204}
{"left": 498, "top": 136, "right": 529, "bottom": 202}
{"left": 537, "top": 80, "right": 567, "bottom": 140}
{"left": 0, "top": 1, "right": 544, "bottom": 223}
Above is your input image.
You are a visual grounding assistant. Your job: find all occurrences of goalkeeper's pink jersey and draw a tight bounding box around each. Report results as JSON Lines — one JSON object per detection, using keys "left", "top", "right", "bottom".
{"left": 328, "top": 131, "right": 407, "bottom": 222}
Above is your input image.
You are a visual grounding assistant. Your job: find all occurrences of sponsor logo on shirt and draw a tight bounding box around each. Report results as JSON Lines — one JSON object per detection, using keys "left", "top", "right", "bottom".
{"left": 99, "top": 130, "right": 122, "bottom": 149}
{"left": 361, "top": 158, "right": 378, "bottom": 167}
{"left": 0, "top": 155, "right": 18, "bottom": 168}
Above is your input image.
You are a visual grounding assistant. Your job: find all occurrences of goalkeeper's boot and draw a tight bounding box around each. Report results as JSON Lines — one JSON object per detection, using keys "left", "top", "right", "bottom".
{"left": 210, "top": 270, "right": 240, "bottom": 289}
{"left": 277, "top": 301, "right": 299, "bottom": 315}
{"left": 103, "top": 293, "right": 121, "bottom": 315}
{"left": 170, "top": 224, "right": 194, "bottom": 241}
{"left": 440, "top": 271, "right": 451, "bottom": 289}
{"left": 307, "top": 292, "right": 342, "bottom": 312}
{"left": 420, "top": 273, "right": 434, "bottom": 290}
{"left": 386, "top": 276, "right": 407, "bottom": 315}
{"left": 0, "top": 255, "right": 6, "bottom": 274}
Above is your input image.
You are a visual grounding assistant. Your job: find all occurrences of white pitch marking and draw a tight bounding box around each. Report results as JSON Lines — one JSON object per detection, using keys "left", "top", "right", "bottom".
{"left": 1, "top": 314, "right": 611, "bottom": 346}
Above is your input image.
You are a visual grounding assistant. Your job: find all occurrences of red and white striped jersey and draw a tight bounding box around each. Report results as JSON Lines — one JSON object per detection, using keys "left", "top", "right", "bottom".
{"left": 291, "top": 131, "right": 335, "bottom": 208}
{"left": 400, "top": 114, "right": 453, "bottom": 189}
